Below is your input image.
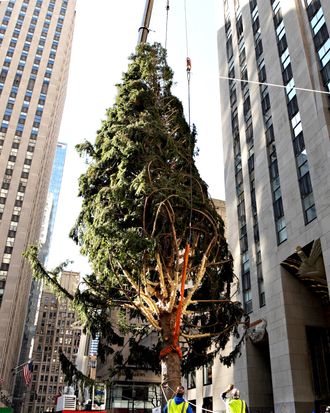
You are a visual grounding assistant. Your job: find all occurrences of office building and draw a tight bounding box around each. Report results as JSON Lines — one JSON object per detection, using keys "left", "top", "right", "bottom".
{"left": 39, "top": 141, "right": 67, "bottom": 263}
{"left": 218, "top": 0, "right": 330, "bottom": 412}
{"left": 24, "top": 271, "right": 81, "bottom": 413}
{"left": 13, "top": 140, "right": 67, "bottom": 410}
{"left": 94, "top": 317, "right": 161, "bottom": 412}
{"left": 0, "top": 0, "right": 76, "bottom": 396}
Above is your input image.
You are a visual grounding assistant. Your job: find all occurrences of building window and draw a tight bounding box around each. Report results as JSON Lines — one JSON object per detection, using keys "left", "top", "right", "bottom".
{"left": 0, "top": 263, "right": 10, "bottom": 271}
{"left": 272, "top": 0, "right": 317, "bottom": 225}
{"left": 243, "top": 289, "right": 252, "bottom": 313}
{"left": 276, "top": 216, "right": 287, "bottom": 244}
{"left": 317, "top": 34, "right": 330, "bottom": 58}
{"left": 41, "top": 81, "right": 49, "bottom": 94}
{"left": 203, "top": 361, "right": 212, "bottom": 385}
{"left": 203, "top": 397, "right": 213, "bottom": 412}
{"left": 187, "top": 371, "right": 196, "bottom": 389}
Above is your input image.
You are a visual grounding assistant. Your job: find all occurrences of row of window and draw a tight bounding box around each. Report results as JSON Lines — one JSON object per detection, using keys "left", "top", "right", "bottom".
{"left": 34, "top": 362, "right": 58, "bottom": 374}
{"left": 306, "top": 0, "right": 330, "bottom": 92}
{"left": 0, "top": 0, "right": 57, "bottom": 42}
{"left": 29, "top": 388, "right": 64, "bottom": 406}
{"left": 37, "top": 383, "right": 63, "bottom": 394}
{"left": 222, "top": 0, "right": 320, "bottom": 314}
{"left": 235, "top": 4, "right": 255, "bottom": 315}
{"left": 251, "top": 2, "right": 288, "bottom": 247}
{"left": 40, "top": 319, "right": 73, "bottom": 329}
{"left": 0, "top": 133, "right": 36, "bottom": 238}
{"left": 248, "top": 0, "right": 267, "bottom": 307}
{"left": 0, "top": 129, "right": 37, "bottom": 304}
{"left": 186, "top": 361, "right": 213, "bottom": 389}
{"left": 36, "top": 344, "right": 78, "bottom": 354}
{"left": 0, "top": 1, "right": 68, "bottom": 301}
{"left": 271, "top": 0, "right": 317, "bottom": 225}
{"left": 0, "top": 0, "right": 65, "bottom": 103}
{"left": 42, "top": 310, "right": 75, "bottom": 318}
{"left": 224, "top": 0, "right": 253, "bottom": 314}
{"left": 36, "top": 374, "right": 59, "bottom": 383}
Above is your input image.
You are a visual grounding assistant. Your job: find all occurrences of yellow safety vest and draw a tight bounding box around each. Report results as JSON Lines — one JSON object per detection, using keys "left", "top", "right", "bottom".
{"left": 228, "top": 399, "right": 247, "bottom": 413}
{"left": 167, "top": 399, "right": 189, "bottom": 413}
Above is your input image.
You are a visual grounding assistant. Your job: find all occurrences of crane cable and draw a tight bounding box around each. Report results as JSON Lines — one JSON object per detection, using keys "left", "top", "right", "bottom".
{"left": 159, "top": 0, "right": 192, "bottom": 361}
{"left": 165, "top": 0, "right": 170, "bottom": 50}
{"left": 173, "top": 0, "right": 193, "bottom": 357}
{"left": 184, "top": 0, "right": 190, "bottom": 72}
{"left": 184, "top": 0, "right": 193, "bottom": 244}
{"left": 172, "top": 0, "right": 193, "bottom": 354}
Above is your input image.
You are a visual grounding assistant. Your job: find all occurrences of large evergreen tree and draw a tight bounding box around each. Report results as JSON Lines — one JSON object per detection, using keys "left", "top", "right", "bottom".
{"left": 26, "top": 43, "right": 248, "bottom": 397}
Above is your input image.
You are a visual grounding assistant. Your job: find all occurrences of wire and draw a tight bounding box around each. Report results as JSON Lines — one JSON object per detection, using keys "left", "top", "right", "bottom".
{"left": 184, "top": 0, "right": 189, "bottom": 58}
{"left": 184, "top": 0, "right": 191, "bottom": 126}
{"left": 187, "top": 64, "right": 192, "bottom": 244}
{"left": 183, "top": 0, "right": 193, "bottom": 243}
{"left": 165, "top": 0, "right": 170, "bottom": 50}
{"left": 186, "top": 59, "right": 192, "bottom": 126}
{"left": 219, "top": 74, "right": 330, "bottom": 95}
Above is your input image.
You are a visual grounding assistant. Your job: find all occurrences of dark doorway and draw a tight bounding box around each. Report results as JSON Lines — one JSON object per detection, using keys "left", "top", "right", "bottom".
{"left": 246, "top": 335, "right": 274, "bottom": 413}
{"left": 306, "top": 326, "right": 330, "bottom": 407}
{"left": 203, "top": 397, "right": 213, "bottom": 412}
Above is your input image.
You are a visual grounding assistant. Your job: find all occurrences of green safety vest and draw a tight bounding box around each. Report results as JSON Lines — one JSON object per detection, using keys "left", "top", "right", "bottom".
{"left": 228, "top": 399, "right": 247, "bottom": 413}
{"left": 167, "top": 399, "right": 189, "bottom": 413}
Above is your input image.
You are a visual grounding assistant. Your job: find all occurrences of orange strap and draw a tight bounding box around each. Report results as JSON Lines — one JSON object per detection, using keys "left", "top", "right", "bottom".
{"left": 160, "top": 244, "right": 190, "bottom": 359}
{"left": 160, "top": 344, "right": 182, "bottom": 359}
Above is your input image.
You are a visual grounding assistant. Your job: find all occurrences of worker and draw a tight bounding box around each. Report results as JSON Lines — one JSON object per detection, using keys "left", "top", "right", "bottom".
{"left": 164, "top": 385, "right": 193, "bottom": 413}
{"left": 221, "top": 384, "right": 249, "bottom": 413}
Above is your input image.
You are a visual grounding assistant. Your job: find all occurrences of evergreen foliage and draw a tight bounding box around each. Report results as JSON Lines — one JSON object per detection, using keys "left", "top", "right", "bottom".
{"left": 25, "top": 43, "right": 248, "bottom": 384}
{"left": 59, "top": 350, "right": 95, "bottom": 387}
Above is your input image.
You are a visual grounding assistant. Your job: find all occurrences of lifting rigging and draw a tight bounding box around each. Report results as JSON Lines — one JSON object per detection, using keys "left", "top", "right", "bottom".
{"left": 138, "top": 0, "right": 154, "bottom": 44}
{"left": 135, "top": 0, "right": 246, "bottom": 384}
{"left": 137, "top": 0, "right": 194, "bottom": 361}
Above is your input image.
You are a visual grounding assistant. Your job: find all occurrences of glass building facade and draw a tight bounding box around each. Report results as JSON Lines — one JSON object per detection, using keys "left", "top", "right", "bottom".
{"left": 40, "top": 141, "right": 67, "bottom": 264}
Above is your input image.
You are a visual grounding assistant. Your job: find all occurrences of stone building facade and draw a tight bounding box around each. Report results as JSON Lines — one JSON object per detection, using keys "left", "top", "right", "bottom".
{"left": 217, "top": 1, "right": 330, "bottom": 413}
{"left": 23, "top": 271, "right": 81, "bottom": 413}
{"left": 0, "top": 0, "right": 76, "bottom": 395}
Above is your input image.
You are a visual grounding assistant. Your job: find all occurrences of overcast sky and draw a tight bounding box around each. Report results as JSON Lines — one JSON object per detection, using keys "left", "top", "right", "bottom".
{"left": 47, "top": 0, "right": 224, "bottom": 273}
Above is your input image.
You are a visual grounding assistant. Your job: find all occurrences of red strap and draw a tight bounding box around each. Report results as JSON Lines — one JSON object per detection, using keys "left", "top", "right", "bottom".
{"left": 160, "top": 244, "right": 190, "bottom": 360}
{"left": 160, "top": 344, "right": 182, "bottom": 359}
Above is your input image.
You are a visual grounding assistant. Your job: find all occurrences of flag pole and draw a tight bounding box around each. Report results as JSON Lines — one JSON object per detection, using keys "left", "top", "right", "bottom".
{"left": 11, "top": 360, "right": 32, "bottom": 374}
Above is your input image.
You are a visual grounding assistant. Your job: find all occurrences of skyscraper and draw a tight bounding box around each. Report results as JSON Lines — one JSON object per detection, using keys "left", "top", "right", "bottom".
{"left": 39, "top": 141, "right": 67, "bottom": 263}
{"left": 0, "top": 0, "right": 76, "bottom": 395}
{"left": 25, "top": 270, "right": 81, "bottom": 413}
{"left": 218, "top": 0, "right": 330, "bottom": 412}
{"left": 12, "top": 140, "right": 67, "bottom": 410}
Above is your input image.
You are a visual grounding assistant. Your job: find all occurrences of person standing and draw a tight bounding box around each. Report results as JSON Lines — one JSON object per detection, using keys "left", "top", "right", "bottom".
{"left": 221, "top": 384, "right": 249, "bottom": 413}
{"left": 164, "top": 386, "right": 193, "bottom": 413}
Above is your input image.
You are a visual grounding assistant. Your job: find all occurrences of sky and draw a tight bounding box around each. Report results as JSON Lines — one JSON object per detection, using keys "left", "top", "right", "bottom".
{"left": 47, "top": 0, "right": 224, "bottom": 273}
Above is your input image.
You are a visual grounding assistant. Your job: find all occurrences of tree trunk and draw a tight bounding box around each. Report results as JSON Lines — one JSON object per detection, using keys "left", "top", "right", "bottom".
{"left": 160, "top": 312, "right": 182, "bottom": 401}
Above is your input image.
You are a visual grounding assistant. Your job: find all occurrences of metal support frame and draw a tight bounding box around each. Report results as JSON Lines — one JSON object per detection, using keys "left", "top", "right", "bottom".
{"left": 138, "top": 0, "right": 155, "bottom": 44}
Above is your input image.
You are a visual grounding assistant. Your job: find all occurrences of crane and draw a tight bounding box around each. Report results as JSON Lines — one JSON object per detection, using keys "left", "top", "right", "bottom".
{"left": 138, "top": 0, "right": 155, "bottom": 44}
